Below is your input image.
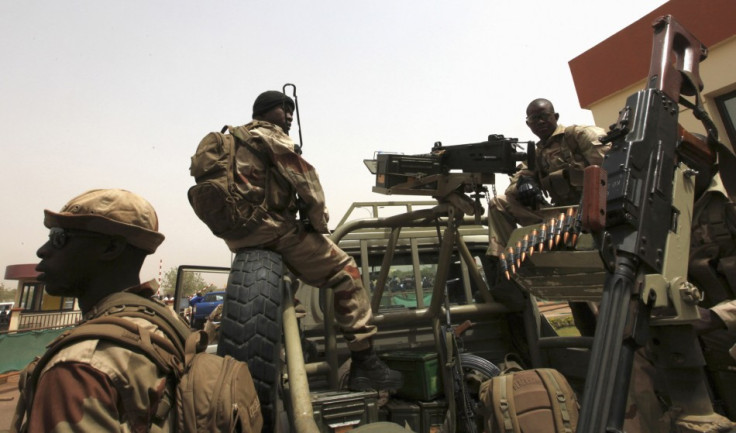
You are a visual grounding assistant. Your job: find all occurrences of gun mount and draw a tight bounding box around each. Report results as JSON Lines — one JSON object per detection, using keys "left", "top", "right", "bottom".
{"left": 367, "top": 135, "right": 533, "bottom": 199}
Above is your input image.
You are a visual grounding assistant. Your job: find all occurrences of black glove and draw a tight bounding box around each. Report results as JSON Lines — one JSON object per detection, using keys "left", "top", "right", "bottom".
{"left": 517, "top": 176, "right": 548, "bottom": 209}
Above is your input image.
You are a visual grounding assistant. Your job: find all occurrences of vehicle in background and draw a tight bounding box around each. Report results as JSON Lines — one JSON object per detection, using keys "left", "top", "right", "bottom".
{"left": 190, "top": 290, "right": 225, "bottom": 329}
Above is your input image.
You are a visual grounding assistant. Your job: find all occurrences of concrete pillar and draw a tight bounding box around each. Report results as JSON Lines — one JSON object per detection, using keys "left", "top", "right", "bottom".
{"left": 8, "top": 308, "right": 22, "bottom": 332}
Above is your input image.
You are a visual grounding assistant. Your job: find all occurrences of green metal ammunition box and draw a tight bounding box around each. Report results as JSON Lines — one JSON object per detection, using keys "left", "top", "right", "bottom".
{"left": 382, "top": 351, "right": 441, "bottom": 401}
{"left": 310, "top": 390, "right": 379, "bottom": 433}
{"left": 386, "top": 399, "right": 421, "bottom": 431}
{"left": 419, "top": 399, "right": 448, "bottom": 433}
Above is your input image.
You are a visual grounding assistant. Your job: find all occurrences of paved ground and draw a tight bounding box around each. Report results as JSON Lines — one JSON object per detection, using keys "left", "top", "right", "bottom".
{"left": 0, "top": 373, "right": 20, "bottom": 432}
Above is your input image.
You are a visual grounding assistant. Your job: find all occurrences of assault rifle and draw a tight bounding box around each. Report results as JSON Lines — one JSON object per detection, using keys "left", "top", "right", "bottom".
{"left": 369, "top": 134, "right": 533, "bottom": 200}
{"left": 578, "top": 15, "right": 733, "bottom": 432}
{"left": 283, "top": 83, "right": 313, "bottom": 231}
{"left": 441, "top": 278, "right": 478, "bottom": 433}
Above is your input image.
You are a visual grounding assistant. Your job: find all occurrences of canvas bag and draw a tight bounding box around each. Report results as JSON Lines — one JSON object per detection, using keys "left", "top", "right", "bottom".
{"left": 479, "top": 368, "right": 579, "bottom": 433}
{"left": 188, "top": 125, "right": 273, "bottom": 240}
{"left": 12, "top": 293, "right": 262, "bottom": 433}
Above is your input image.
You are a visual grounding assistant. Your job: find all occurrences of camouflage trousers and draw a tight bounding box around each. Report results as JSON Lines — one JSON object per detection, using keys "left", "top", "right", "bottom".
{"left": 260, "top": 222, "right": 376, "bottom": 352}
{"left": 487, "top": 194, "right": 574, "bottom": 257}
{"left": 625, "top": 334, "right": 736, "bottom": 432}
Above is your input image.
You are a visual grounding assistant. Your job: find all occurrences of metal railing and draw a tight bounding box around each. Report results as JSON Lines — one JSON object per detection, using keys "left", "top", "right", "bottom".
{"left": 17, "top": 311, "right": 82, "bottom": 331}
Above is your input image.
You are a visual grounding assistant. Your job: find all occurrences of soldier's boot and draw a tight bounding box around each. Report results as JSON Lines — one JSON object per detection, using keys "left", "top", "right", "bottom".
{"left": 348, "top": 345, "right": 403, "bottom": 392}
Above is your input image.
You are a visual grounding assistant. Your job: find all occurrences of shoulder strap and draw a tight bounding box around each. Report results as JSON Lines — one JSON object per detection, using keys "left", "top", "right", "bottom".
{"left": 226, "top": 125, "right": 270, "bottom": 165}
{"left": 538, "top": 369, "right": 574, "bottom": 433}
{"left": 225, "top": 124, "right": 295, "bottom": 208}
{"left": 88, "top": 292, "right": 190, "bottom": 356}
{"left": 44, "top": 317, "right": 181, "bottom": 376}
{"left": 493, "top": 373, "right": 519, "bottom": 433}
{"left": 18, "top": 314, "right": 189, "bottom": 433}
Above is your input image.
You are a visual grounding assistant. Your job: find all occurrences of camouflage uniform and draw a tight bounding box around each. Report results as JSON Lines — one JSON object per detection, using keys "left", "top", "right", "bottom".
{"left": 488, "top": 124, "right": 609, "bottom": 256}
{"left": 689, "top": 173, "right": 736, "bottom": 418}
{"left": 690, "top": 173, "right": 736, "bottom": 329}
{"left": 24, "top": 284, "right": 174, "bottom": 433}
{"left": 224, "top": 120, "right": 375, "bottom": 351}
{"left": 625, "top": 173, "right": 736, "bottom": 429}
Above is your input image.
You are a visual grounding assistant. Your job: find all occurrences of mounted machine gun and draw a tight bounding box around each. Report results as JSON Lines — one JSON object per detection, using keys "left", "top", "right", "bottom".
{"left": 365, "top": 135, "right": 533, "bottom": 433}
{"left": 369, "top": 135, "right": 533, "bottom": 201}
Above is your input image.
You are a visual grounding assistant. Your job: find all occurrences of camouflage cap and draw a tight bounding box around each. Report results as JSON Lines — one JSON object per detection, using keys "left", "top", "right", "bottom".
{"left": 44, "top": 189, "right": 165, "bottom": 253}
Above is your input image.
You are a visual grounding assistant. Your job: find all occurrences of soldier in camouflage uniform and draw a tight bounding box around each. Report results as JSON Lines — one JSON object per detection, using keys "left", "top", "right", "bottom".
{"left": 487, "top": 98, "right": 609, "bottom": 257}
{"left": 15, "top": 189, "right": 172, "bottom": 433}
{"left": 687, "top": 170, "right": 736, "bottom": 419}
{"left": 223, "top": 90, "right": 402, "bottom": 392}
{"left": 624, "top": 170, "right": 736, "bottom": 431}
{"left": 485, "top": 98, "right": 609, "bottom": 333}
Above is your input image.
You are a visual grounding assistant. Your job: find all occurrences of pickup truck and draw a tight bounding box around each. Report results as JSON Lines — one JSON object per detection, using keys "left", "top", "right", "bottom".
{"left": 191, "top": 290, "right": 225, "bottom": 329}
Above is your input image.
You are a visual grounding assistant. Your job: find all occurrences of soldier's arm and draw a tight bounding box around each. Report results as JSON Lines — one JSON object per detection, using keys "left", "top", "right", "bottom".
{"left": 265, "top": 134, "right": 330, "bottom": 233}
{"left": 28, "top": 363, "right": 120, "bottom": 433}
{"left": 711, "top": 300, "right": 736, "bottom": 332}
{"left": 572, "top": 125, "right": 610, "bottom": 167}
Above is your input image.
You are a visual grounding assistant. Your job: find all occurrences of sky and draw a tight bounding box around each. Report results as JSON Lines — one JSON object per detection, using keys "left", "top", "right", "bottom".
{"left": 1, "top": 0, "right": 669, "bottom": 288}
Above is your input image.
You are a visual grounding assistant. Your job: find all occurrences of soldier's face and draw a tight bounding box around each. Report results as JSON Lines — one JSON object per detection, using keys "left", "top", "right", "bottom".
{"left": 526, "top": 105, "right": 558, "bottom": 140}
{"left": 261, "top": 105, "right": 293, "bottom": 135}
{"left": 36, "top": 228, "right": 109, "bottom": 298}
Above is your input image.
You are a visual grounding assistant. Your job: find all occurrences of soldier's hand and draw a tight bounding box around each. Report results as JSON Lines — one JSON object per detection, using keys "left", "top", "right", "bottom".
{"left": 517, "top": 176, "right": 548, "bottom": 208}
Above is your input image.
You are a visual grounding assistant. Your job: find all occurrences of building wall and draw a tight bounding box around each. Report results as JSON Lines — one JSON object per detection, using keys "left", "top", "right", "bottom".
{"left": 588, "top": 36, "right": 736, "bottom": 144}
{"left": 568, "top": 0, "right": 736, "bottom": 151}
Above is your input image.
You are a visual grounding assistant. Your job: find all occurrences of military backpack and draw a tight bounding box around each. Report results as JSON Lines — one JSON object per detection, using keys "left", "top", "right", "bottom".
{"left": 188, "top": 125, "right": 279, "bottom": 240}
{"left": 479, "top": 367, "right": 579, "bottom": 433}
{"left": 12, "top": 292, "right": 263, "bottom": 433}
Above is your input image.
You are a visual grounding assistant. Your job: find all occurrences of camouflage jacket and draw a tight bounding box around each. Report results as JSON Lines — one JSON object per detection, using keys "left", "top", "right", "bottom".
{"left": 690, "top": 173, "right": 736, "bottom": 331}
{"left": 22, "top": 284, "right": 174, "bottom": 433}
{"left": 506, "top": 124, "right": 609, "bottom": 206}
{"left": 225, "top": 120, "right": 330, "bottom": 250}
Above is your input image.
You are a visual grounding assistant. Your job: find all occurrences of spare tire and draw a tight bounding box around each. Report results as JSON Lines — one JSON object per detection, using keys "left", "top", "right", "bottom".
{"left": 218, "top": 249, "right": 284, "bottom": 431}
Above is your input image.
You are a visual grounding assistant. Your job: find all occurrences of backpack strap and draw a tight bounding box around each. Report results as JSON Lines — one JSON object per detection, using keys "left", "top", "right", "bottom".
{"left": 226, "top": 124, "right": 295, "bottom": 211}
{"left": 16, "top": 313, "right": 188, "bottom": 433}
{"left": 539, "top": 369, "right": 574, "bottom": 433}
{"left": 493, "top": 373, "right": 519, "bottom": 433}
{"left": 87, "top": 292, "right": 191, "bottom": 356}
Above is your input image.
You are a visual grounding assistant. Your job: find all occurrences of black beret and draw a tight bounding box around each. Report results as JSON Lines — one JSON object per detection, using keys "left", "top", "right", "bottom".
{"left": 252, "top": 90, "right": 295, "bottom": 118}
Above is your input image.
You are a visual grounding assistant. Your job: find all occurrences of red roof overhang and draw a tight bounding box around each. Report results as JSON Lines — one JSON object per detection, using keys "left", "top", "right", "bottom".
{"left": 569, "top": 0, "right": 736, "bottom": 108}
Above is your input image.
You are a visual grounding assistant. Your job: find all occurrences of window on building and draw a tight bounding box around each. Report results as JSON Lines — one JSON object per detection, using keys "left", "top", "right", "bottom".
{"left": 17, "top": 282, "right": 75, "bottom": 311}
{"left": 715, "top": 90, "right": 736, "bottom": 147}
{"left": 18, "top": 283, "right": 37, "bottom": 310}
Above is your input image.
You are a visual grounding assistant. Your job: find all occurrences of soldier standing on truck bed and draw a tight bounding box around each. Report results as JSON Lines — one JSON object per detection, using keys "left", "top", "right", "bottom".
{"left": 222, "top": 90, "right": 402, "bottom": 392}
